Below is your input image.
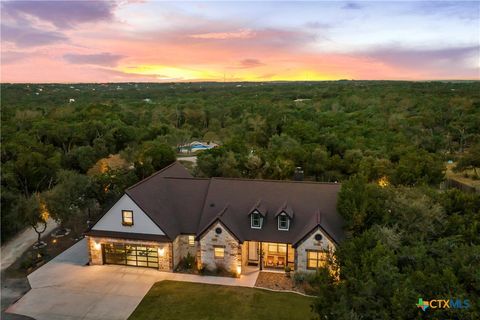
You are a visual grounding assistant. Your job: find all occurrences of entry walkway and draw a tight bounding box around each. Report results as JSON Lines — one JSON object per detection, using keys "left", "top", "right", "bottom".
{"left": 6, "top": 239, "right": 259, "bottom": 320}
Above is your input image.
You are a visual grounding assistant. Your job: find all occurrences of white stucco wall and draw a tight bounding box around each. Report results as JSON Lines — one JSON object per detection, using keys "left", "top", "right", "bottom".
{"left": 92, "top": 194, "right": 165, "bottom": 235}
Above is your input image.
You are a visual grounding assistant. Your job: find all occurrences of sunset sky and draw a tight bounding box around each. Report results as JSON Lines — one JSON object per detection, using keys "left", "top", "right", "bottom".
{"left": 1, "top": 1, "right": 479, "bottom": 82}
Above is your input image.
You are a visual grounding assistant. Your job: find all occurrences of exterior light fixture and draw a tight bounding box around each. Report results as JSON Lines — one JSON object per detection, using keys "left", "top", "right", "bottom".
{"left": 158, "top": 247, "right": 165, "bottom": 257}
{"left": 94, "top": 242, "right": 101, "bottom": 250}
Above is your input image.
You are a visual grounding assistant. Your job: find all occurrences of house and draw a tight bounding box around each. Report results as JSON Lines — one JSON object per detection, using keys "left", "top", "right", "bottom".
{"left": 86, "top": 162, "right": 344, "bottom": 275}
{"left": 178, "top": 141, "right": 219, "bottom": 153}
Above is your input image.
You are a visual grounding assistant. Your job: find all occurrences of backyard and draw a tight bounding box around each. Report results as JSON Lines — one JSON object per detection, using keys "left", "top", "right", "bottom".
{"left": 128, "top": 281, "right": 315, "bottom": 320}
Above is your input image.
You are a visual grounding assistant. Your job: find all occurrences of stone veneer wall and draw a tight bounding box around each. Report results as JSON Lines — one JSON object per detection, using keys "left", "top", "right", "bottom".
{"left": 199, "top": 222, "right": 241, "bottom": 274}
{"left": 295, "top": 227, "right": 335, "bottom": 272}
{"left": 87, "top": 236, "right": 173, "bottom": 271}
{"left": 172, "top": 234, "right": 197, "bottom": 270}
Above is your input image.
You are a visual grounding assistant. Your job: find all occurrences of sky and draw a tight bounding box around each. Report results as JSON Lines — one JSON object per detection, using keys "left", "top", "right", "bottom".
{"left": 1, "top": 0, "right": 479, "bottom": 82}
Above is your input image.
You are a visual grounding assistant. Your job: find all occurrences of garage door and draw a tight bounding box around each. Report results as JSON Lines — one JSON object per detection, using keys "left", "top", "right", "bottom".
{"left": 102, "top": 243, "right": 159, "bottom": 268}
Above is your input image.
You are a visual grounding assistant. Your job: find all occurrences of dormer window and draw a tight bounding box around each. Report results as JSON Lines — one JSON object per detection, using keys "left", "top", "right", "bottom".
{"left": 251, "top": 211, "right": 263, "bottom": 229}
{"left": 122, "top": 210, "right": 134, "bottom": 226}
{"left": 278, "top": 213, "right": 290, "bottom": 231}
{"left": 275, "top": 202, "right": 293, "bottom": 231}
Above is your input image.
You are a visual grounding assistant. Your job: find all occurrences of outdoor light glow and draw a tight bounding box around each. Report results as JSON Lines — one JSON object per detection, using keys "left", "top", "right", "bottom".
{"left": 94, "top": 242, "right": 101, "bottom": 250}
{"left": 378, "top": 176, "right": 390, "bottom": 188}
{"left": 158, "top": 247, "right": 165, "bottom": 257}
{"left": 237, "top": 265, "right": 242, "bottom": 276}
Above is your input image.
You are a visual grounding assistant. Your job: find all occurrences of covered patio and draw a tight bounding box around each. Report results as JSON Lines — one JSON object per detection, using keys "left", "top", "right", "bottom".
{"left": 243, "top": 241, "right": 295, "bottom": 272}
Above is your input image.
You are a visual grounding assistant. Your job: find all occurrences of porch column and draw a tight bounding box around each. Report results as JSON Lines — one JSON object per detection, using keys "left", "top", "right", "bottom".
{"left": 259, "top": 241, "right": 263, "bottom": 270}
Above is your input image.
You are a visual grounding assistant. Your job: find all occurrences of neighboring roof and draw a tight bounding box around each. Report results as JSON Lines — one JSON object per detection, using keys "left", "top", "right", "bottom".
{"left": 86, "top": 229, "right": 170, "bottom": 242}
{"left": 93, "top": 162, "right": 344, "bottom": 244}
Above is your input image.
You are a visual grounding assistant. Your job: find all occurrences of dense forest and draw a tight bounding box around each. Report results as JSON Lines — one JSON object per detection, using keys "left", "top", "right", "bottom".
{"left": 1, "top": 81, "right": 479, "bottom": 318}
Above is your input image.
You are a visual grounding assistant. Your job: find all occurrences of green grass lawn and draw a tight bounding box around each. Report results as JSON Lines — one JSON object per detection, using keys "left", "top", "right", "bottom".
{"left": 128, "top": 281, "right": 315, "bottom": 320}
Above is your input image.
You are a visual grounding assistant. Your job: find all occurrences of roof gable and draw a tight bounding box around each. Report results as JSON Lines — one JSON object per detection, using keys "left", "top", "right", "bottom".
{"left": 92, "top": 163, "right": 344, "bottom": 244}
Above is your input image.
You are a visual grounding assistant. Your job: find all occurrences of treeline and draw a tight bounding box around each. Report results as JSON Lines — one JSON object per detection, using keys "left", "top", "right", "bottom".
{"left": 1, "top": 81, "right": 479, "bottom": 242}
{"left": 313, "top": 176, "right": 480, "bottom": 319}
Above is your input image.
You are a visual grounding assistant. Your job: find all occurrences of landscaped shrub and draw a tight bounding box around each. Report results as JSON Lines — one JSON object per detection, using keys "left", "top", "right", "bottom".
{"left": 293, "top": 269, "right": 330, "bottom": 295}
{"left": 176, "top": 252, "right": 196, "bottom": 272}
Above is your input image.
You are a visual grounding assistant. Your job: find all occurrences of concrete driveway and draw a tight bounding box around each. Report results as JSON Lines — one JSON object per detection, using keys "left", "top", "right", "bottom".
{"left": 6, "top": 239, "right": 259, "bottom": 320}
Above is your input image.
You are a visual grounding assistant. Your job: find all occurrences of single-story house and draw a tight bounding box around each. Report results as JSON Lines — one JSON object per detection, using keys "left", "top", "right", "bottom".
{"left": 86, "top": 162, "right": 344, "bottom": 275}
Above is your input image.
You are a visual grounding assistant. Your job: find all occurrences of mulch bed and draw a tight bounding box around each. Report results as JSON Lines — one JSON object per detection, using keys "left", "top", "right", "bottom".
{"left": 254, "top": 272, "right": 305, "bottom": 293}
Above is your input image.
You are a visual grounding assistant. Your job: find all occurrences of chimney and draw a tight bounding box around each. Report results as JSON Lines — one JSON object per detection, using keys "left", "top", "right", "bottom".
{"left": 293, "top": 167, "right": 304, "bottom": 181}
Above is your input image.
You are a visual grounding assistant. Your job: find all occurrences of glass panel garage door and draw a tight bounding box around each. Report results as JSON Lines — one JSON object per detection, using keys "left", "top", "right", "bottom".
{"left": 102, "top": 243, "right": 159, "bottom": 268}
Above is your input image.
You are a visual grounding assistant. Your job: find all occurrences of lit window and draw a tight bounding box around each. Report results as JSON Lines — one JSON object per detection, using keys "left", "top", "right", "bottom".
{"left": 307, "top": 250, "right": 327, "bottom": 269}
{"left": 122, "top": 210, "right": 133, "bottom": 226}
{"left": 268, "top": 243, "right": 278, "bottom": 253}
{"left": 188, "top": 235, "right": 195, "bottom": 246}
{"left": 251, "top": 211, "right": 263, "bottom": 229}
{"left": 214, "top": 246, "right": 225, "bottom": 259}
{"left": 278, "top": 214, "right": 289, "bottom": 230}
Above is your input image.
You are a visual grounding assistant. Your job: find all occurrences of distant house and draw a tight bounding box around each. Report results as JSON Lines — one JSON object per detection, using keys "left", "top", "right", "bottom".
{"left": 179, "top": 141, "right": 218, "bottom": 153}
{"left": 294, "top": 98, "right": 311, "bottom": 103}
{"left": 86, "top": 162, "right": 344, "bottom": 275}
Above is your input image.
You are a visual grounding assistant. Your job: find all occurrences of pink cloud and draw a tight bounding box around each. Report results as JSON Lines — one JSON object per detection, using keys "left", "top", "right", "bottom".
{"left": 189, "top": 29, "right": 255, "bottom": 40}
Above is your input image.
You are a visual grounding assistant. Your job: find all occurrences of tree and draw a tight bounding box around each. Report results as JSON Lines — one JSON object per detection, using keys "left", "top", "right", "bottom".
{"left": 337, "top": 174, "right": 391, "bottom": 235}
{"left": 16, "top": 194, "right": 49, "bottom": 247}
{"left": 134, "top": 140, "right": 176, "bottom": 178}
{"left": 309, "top": 147, "right": 329, "bottom": 181}
{"left": 45, "top": 170, "right": 96, "bottom": 234}
{"left": 455, "top": 143, "right": 480, "bottom": 177}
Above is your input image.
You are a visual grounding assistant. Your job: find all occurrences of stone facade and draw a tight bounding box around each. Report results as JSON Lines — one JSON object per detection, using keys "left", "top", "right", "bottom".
{"left": 172, "top": 234, "right": 198, "bottom": 269}
{"left": 87, "top": 226, "right": 337, "bottom": 275}
{"left": 87, "top": 236, "right": 173, "bottom": 271}
{"left": 295, "top": 227, "right": 335, "bottom": 272}
{"left": 198, "top": 222, "right": 241, "bottom": 274}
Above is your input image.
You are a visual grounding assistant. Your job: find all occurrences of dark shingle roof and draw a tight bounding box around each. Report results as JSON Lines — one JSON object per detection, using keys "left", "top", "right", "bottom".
{"left": 98, "top": 162, "right": 344, "bottom": 244}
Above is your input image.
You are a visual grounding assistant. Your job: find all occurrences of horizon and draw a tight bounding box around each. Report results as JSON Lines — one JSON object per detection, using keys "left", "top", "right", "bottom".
{"left": 1, "top": 1, "right": 479, "bottom": 83}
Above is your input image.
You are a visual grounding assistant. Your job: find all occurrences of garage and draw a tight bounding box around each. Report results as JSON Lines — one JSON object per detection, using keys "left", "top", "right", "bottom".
{"left": 102, "top": 243, "right": 159, "bottom": 268}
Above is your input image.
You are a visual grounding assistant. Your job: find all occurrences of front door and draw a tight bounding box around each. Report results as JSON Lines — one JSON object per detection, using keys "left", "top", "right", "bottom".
{"left": 248, "top": 241, "right": 259, "bottom": 261}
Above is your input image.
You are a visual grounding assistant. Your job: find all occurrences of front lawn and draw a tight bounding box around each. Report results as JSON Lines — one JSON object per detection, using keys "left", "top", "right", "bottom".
{"left": 128, "top": 281, "right": 315, "bottom": 320}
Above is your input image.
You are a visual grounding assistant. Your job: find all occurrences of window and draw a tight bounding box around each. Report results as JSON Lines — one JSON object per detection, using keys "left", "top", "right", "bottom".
{"left": 278, "top": 213, "right": 289, "bottom": 231}
{"left": 268, "top": 243, "right": 287, "bottom": 254}
{"left": 188, "top": 235, "right": 195, "bottom": 246}
{"left": 214, "top": 246, "right": 225, "bottom": 259}
{"left": 307, "top": 250, "right": 327, "bottom": 269}
{"left": 122, "top": 210, "right": 133, "bottom": 226}
{"left": 251, "top": 211, "right": 263, "bottom": 229}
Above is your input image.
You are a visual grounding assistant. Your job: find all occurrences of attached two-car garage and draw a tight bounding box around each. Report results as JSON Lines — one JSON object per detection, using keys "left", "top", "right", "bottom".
{"left": 102, "top": 242, "right": 159, "bottom": 268}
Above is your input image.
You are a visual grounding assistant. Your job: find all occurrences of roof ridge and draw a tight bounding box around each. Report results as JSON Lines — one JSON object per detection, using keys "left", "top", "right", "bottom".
{"left": 126, "top": 161, "right": 188, "bottom": 190}
{"left": 211, "top": 177, "right": 341, "bottom": 185}
{"left": 163, "top": 177, "right": 210, "bottom": 181}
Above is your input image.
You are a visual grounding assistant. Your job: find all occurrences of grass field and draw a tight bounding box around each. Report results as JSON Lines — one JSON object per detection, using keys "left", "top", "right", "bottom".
{"left": 128, "top": 281, "right": 315, "bottom": 320}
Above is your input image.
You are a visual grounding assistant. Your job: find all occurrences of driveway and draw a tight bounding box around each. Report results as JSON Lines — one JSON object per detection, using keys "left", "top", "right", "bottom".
{"left": 1, "top": 219, "right": 58, "bottom": 271}
{"left": 6, "top": 239, "right": 259, "bottom": 320}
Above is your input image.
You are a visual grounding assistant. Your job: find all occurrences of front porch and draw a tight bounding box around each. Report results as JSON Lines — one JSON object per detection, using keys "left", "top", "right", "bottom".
{"left": 242, "top": 241, "right": 295, "bottom": 273}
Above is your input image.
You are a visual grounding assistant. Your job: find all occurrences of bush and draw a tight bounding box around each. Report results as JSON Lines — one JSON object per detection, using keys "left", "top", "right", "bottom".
{"left": 176, "top": 252, "right": 196, "bottom": 272}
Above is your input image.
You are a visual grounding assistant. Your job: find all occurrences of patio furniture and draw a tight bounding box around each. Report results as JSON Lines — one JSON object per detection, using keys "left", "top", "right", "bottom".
{"left": 266, "top": 256, "right": 275, "bottom": 267}
{"left": 277, "top": 257, "right": 285, "bottom": 267}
